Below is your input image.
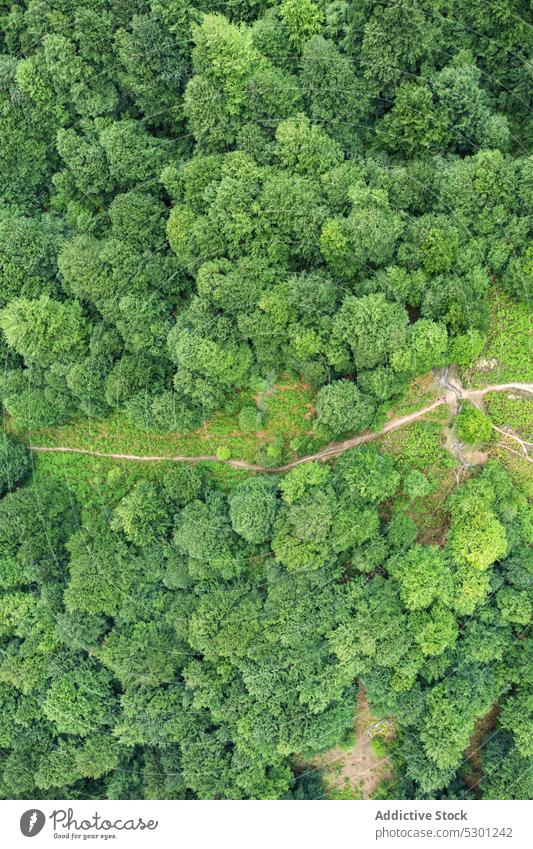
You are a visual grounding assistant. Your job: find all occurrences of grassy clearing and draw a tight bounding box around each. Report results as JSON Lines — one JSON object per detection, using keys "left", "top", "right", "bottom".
{"left": 485, "top": 393, "right": 533, "bottom": 440}
{"left": 14, "top": 378, "right": 317, "bottom": 467}
{"left": 464, "top": 292, "right": 532, "bottom": 388}
{"left": 13, "top": 369, "right": 445, "bottom": 469}
{"left": 491, "top": 444, "right": 533, "bottom": 498}
{"left": 299, "top": 691, "right": 392, "bottom": 801}
{"left": 18, "top": 378, "right": 314, "bottom": 503}
{"left": 380, "top": 404, "right": 451, "bottom": 471}
{"left": 380, "top": 372, "right": 441, "bottom": 422}
{"left": 19, "top": 369, "right": 458, "bottom": 514}
{"left": 380, "top": 405, "right": 457, "bottom": 544}
{"left": 29, "top": 451, "right": 178, "bottom": 510}
{"left": 29, "top": 450, "right": 251, "bottom": 509}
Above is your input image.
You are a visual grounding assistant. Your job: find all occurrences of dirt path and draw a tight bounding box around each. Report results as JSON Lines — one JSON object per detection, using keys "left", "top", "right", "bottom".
{"left": 302, "top": 690, "right": 392, "bottom": 799}
{"left": 449, "top": 378, "right": 533, "bottom": 411}
{"left": 463, "top": 703, "right": 500, "bottom": 798}
{"left": 28, "top": 379, "right": 533, "bottom": 474}
{"left": 439, "top": 371, "right": 533, "bottom": 465}
{"left": 28, "top": 398, "right": 447, "bottom": 473}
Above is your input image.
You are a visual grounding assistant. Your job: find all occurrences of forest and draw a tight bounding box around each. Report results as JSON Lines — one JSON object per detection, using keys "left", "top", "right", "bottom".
{"left": 0, "top": 0, "right": 531, "bottom": 801}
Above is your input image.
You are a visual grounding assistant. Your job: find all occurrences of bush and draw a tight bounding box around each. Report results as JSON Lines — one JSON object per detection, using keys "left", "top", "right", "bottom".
{"left": 370, "top": 737, "right": 388, "bottom": 757}
{"left": 238, "top": 405, "right": 263, "bottom": 432}
{"left": 403, "top": 469, "right": 433, "bottom": 498}
{"left": 314, "top": 380, "right": 375, "bottom": 439}
{"left": 455, "top": 403, "right": 493, "bottom": 445}
{"left": 338, "top": 730, "right": 356, "bottom": 751}
{"left": 0, "top": 434, "right": 30, "bottom": 496}
{"left": 387, "top": 512, "right": 418, "bottom": 549}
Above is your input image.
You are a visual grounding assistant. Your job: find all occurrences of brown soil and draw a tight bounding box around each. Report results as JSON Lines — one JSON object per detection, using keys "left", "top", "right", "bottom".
{"left": 463, "top": 703, "right": 500, "bottom": 797}
{"left": 28, "top": 379, "right": 533, "bottom": 473}
{"left": 462, "top": 447, "right": 490, "bottom": 466}
{"left": 308, "top": 690, "right": 392, "bottom": 799}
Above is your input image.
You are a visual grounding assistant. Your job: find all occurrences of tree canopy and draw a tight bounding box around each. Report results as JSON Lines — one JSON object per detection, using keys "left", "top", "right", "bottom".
{"left": 0, "top": 0, "right": 531, "bottom": 805}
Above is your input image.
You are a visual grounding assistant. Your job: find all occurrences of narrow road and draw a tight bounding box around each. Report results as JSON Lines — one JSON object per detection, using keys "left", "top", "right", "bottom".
{"left": 28, "top": 379, "right": 533, "bottom": 474}
{"left": 439, "top": 368, "right": 533, "bottom": 411}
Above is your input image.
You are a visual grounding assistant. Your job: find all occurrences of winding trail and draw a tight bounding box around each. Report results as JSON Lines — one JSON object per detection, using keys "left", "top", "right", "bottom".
{"left": 28, "top": 378, "right": 533, "bottom": 474}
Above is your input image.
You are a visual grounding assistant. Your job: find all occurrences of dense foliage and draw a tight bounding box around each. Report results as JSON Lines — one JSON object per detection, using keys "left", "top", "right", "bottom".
{"left": 0, "top": 457, "right": 530, "bottom": 799}
{"left": 0, "top": 0, "right": 531, "bottom": 434}
{"left": 0, "top": 0, "right": 531, "bottom": 801}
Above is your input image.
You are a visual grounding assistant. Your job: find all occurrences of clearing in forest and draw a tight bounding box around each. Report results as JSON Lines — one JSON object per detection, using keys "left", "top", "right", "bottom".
{"left": 300, "top": 691, "right": 393, "bottom": 800}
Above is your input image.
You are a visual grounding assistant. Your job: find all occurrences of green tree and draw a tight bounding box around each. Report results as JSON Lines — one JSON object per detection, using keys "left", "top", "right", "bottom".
{"left": 114, "top": 11, "right": 190, "bottom": 131}
{"left": 98, "top": 621, "right": 183, "bottom": 689}
{"left": 184, "top": 13, "right": 265, "bottom": 151}
{"left": 321, "top": 190, "right": 404, "bottom": 280}
{"left": 229, "top": 477, "right": 278, "bottom": 543}
{"left": 275, "top": 114, "right": 342, "bottom": 177}
{"left": 0, "top": 210, "right": 60, "bottom": 307}
{"left": 336, "top": 446, "right": 400, "bottom": 505}
{"left": 376, "top": 83, "right": 450, "bottom": 157}
{"left": 43, "top": 663, "right": 116, "bottom": 737}
{"left": 112, "top": 481, "right": 171, "bottom": 547}
{"left": 391, "top": 320, "right": 448, "bottom": 375}
{"left": 332, "top": 294, "right": 408, "bottom": 371}
{"left": 456, "top": 403, "right": 493, "bottom": 446}
{"left": 0, "top": 435, "right": 30, "bottom": 497}
{"left": 388, "top": 546, "right": 452, "bottom": 611}
{"left": 403, "top": 470, "right": 433, "bottom": 499}
{"left": 301, "top": 36, "right": 368, "bottom": 149}
{"left": 279, "top": 0, "right": 324, "bottom": 50}
{"left": 0, "top": 295, "right": 89, "bottom": 367}
{"left": 434, "top": 60, "right": 510, "bottom": 154}
{"left": 314, "top": 380, "right": 375, "bottom": 438}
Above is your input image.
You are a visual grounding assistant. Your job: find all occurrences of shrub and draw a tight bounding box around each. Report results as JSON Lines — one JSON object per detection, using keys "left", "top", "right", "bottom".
{"left": 314, "top": 380, "right": 375, "bottom": 439}
{"left": 0, "top": 434, "right": 30, "bottom": 496}
{"left": 403, "top": 469, "right": 434, "bottom": 498}
{"left": 238, "top": 405, "right": 263, "bottom": 432}
{"left": 455, "top": 403, "right": 493, "bottom": 445}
